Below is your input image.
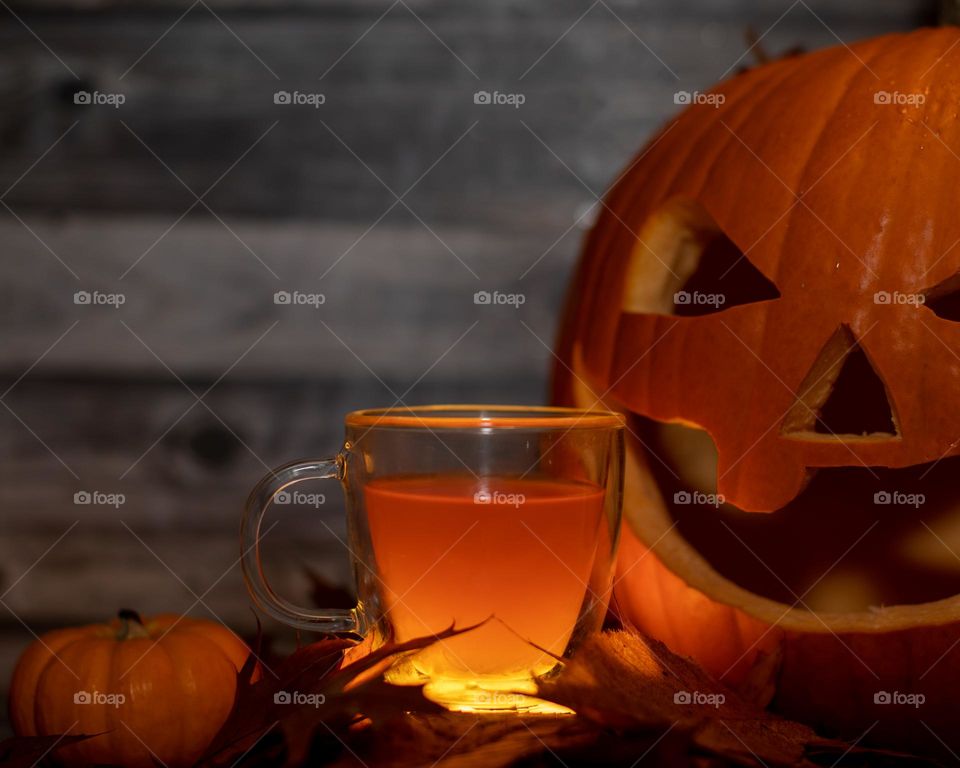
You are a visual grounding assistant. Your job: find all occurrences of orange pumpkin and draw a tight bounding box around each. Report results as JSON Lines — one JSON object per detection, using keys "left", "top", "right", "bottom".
{"left": 8, "top": 611, "right": 251, "bottom": 768}
{"left": 554, "top": 27, "right": 960, "bottom": 758}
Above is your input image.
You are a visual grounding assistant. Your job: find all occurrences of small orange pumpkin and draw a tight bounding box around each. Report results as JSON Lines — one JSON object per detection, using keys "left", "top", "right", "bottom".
{"left": 8, "top": 610, "right": 251, "bottom": 768}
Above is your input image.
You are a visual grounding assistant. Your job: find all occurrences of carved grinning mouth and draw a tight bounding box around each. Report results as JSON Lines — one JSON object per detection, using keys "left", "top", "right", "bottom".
{"left": 612, "top": 194, "right": 960, "bottom": 611}
{"left": 642, "top": 415, "right": 960, "bottom": 612}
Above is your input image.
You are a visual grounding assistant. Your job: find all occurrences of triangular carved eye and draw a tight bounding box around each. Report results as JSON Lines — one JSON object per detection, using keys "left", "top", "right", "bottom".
{"left": 671, "top": 227, "right": 780, "bottom": 318}
{"left": 621, "top": 198, "right": 780, "bottom": 317}
{"left": 782, "top": 325, "right": 898, "bottom": 438}
{"left": 924, "top": 273, "right": 960, "bottom": 321}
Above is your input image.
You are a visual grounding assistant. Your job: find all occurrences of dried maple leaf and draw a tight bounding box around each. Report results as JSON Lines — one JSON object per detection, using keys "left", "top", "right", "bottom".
{"left": 198, "top": 624, "right": 484, "bottom": 768}
{"left": 325, "top": 712, "right": 600, "bottom": 768}
{"left": 535, "top": 631, "right": 929, "bottom": 767}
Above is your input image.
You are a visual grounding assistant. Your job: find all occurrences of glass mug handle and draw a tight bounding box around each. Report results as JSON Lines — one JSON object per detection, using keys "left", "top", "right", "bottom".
{"left": 240, "top": 455, "right": 363, "bottom": 635}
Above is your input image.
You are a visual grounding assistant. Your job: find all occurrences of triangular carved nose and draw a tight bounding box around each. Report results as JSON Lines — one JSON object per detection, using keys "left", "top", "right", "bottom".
{"left": 782, "top": 325, "right": 897, "bottom": 438}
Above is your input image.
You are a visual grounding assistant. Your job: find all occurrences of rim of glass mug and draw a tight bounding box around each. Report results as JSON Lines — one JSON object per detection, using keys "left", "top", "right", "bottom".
{"left": 344, "top": 404, "right": 625, "bottom": 430}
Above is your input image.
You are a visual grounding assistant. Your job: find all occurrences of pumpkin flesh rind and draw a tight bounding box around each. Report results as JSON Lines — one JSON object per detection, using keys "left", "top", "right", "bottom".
{"left": 563, "top": 27, "right": 960, "bottom": 513}
{"left": 553, "top": 27, "right": 960, "bottom": 758}
{"left": 562, "top": 361, "right": 960, "bottom": 757}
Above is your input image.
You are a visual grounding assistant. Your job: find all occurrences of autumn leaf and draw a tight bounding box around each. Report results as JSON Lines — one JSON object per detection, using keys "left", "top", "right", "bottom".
{"left": 324, "top": 712, "right": 600, "bottom": 768}
{"left": 198, "top": 623, "right": 485, "bottom": 768}
{"left": 9, "top": 626, "right": 927, "bottom": 768}
{"left": 535, "top": 631, "right": 931, "bottom": 767}
{"left": 198, "top": 635, "right": 354, "bottom": 767}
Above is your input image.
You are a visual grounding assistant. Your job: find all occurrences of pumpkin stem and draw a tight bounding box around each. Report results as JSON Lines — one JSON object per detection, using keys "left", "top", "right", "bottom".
{"left": 117, "top": 609, "right": 150, "bottom": 640}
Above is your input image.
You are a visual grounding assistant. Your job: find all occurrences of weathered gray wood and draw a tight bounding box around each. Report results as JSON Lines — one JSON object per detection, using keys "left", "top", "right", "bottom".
{"left": 0, "top": 634, "right": 26, "bottom": 737}
{"left": 0, "top": 3, "right": 924, "bottom": 224}
{"left": 0, "top": 375, "right": 546, "bottom": 526}
{"left": 0, "top": 217, "right": 571, "bottom": 377}
{"left": 0, "top": 528, "right": 351, "bottom": 627}
{"left": 0, "top": 0, "right": 935, "bottom": 16}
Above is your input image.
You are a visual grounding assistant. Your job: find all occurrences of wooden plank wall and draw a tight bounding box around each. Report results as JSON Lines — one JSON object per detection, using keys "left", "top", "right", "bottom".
{"left": 0, "top": 0, "right": 933, "bottom": 729}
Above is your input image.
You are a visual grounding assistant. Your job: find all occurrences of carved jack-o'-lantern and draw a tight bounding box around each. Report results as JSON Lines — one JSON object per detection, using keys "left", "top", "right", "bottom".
{"left": 554, "top": 27, "right": 960, "bottom": 757}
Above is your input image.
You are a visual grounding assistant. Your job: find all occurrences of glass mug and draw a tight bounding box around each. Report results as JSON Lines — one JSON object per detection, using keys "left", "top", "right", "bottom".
{"left": 241, "top": 405, "right": 624, "bottom": 712}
